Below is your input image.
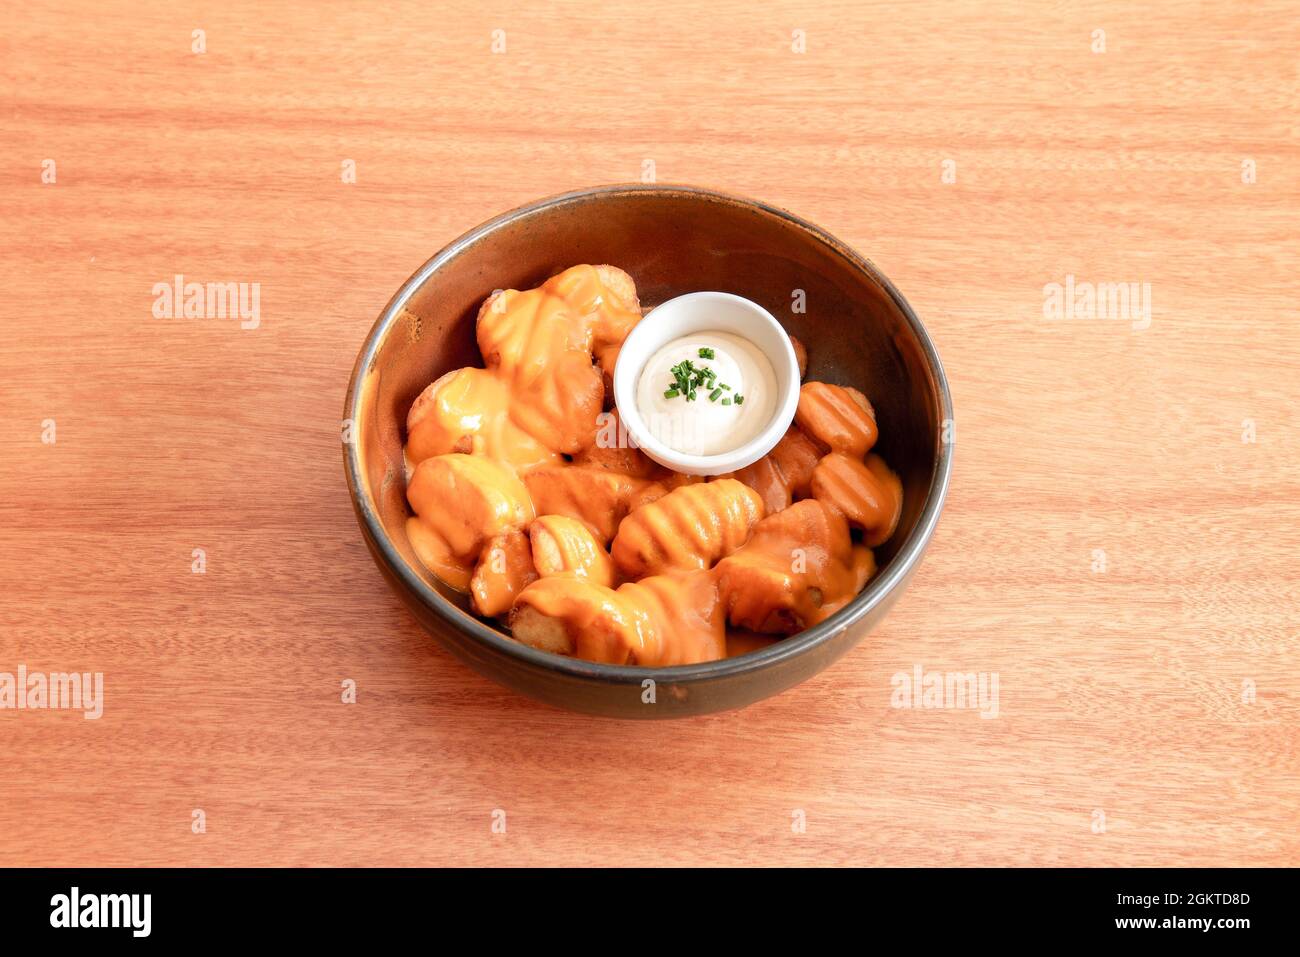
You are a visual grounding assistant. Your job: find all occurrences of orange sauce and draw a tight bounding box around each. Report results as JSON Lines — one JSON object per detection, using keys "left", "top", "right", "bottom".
{"left": 714, "top": 500, "right": 876, "bottom": 634}
{"left": 403, "top": 265, "right": 903, "bottom": 663}
{"left": 511, "top": 569, "right": 725, "bottom": 666}
{"left": 611, "top": 479, "right": 765, "bottom": 579}
{"left": 470, "top": 530, "right": 538, "bottom": 618}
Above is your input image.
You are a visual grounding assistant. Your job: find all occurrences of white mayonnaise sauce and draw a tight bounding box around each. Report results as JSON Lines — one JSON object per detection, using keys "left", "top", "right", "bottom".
{"left": 634, "top": 330, "right": 777, "bottom": 455}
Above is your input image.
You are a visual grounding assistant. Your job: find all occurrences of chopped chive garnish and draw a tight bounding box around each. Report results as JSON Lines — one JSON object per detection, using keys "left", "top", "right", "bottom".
{"left": 662, "top": 353, "right": 743, "bottom": 405}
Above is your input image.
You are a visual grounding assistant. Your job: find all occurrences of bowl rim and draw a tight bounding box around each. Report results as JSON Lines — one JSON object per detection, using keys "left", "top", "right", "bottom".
{"left": 343, "top": 182, "right": 954, "bottom": 686}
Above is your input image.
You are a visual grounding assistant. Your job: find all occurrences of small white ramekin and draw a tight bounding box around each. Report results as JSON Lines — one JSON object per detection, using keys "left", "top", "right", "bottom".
{"left": 612, "top": 291, "right": 800, "bottom": 476}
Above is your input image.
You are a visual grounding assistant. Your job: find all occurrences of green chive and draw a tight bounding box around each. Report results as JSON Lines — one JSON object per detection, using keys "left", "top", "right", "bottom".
{"left": 735, "top": 394, "right": 744, "bottom": 404}
{"left": 698, "top": 347, "right": 715, "bottom": 359}
{"left": 722, "top": 397, "right": 732, "bottom": 406}
{"left": 709, "top": 388, "right": 722, "bottom": 402}
{"left": 720, "top": 383, "right": 731, "bottom": 390}
{"left": 664, "top": 388, "right": 679, "bottom": 399}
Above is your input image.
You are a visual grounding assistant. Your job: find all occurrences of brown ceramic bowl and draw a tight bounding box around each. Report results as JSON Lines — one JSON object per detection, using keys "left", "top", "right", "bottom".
{"left": 343, "top": 184, "right": 953, "bottom": 717}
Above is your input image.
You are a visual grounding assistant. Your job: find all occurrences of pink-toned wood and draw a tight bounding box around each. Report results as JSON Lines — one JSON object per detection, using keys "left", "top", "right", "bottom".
{"left": 0, "top": 0, "right": 1295, "bottom": 866}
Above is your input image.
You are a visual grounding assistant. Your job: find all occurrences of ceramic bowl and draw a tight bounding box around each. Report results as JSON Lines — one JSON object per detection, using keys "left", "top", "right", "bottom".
{"left": 343, "top": 184, "right": 953, "bottom": 718}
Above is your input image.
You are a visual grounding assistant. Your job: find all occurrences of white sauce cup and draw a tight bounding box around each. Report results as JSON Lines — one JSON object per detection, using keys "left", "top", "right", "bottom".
{"left": 612, "top": 291, "right": 801, "bottom": 475}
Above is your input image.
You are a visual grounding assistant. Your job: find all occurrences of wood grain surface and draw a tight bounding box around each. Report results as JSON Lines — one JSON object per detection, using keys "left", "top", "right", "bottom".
{"left": 1, "top": 0, "right": 1296, "bottom": 867}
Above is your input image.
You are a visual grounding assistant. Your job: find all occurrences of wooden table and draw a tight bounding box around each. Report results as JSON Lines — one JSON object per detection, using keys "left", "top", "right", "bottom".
{"left": 1, "top": 0, "right": 1296, "bottom": 867}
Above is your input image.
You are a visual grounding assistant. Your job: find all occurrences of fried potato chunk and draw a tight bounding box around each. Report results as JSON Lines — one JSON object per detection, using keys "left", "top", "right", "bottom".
{"left": 509, "top": 577, "right": 621, "bottom": 658}
{"left": 716, "top": 456, "right": 787, "bottom": 516}
{"left": 611, "top": 479, "right": 765, "bottom": 579}
{"left": 408, "top": 265, "right": 640, "bottom": 477}
{"left": 477, "top": 263, "right": 639, "bottom": 410}
{"left": 405, "top": 454, "right": 535, "bottom": 591}
{"left": 768, "top": 426, "right": 822, "bottom": 497}
{"left": 406, "top": 367, "right": 560, "bottom": 471}
{"left": 529, "top": 515, "right": 615, "bottom": 587}
{"left": 523, "top": 466, "right": 653, "bottom": 545}
{"left": 470, "top": 530, "right": 539, "bottom": 618}
{"left": 795, "top": 381, "right": 879, "bottom": 458}
{"left": 618, "top": 570, "right": 727, "bottom": 665}
{"left": 626, "top": 471, "right": 703, "bottom": 512}
{"left": 476, "top": 285, "right": 589, "bottom": 377}
{"left": 810, "top": 452, "right": 903, "bottom": 547}
{"left": 508, "top": 350, "right": 605, "bottom": 455}
{"left": 714, "top": 499, "right": 873, "bottom": 634}
{"left": 509, "top": 569, "right": 725, "bottom": 666}
{"left": 572, "top": 409, "right": 662, "bottom": 478}
{"left": 475, "top": 282, "right": 605, "bottom": 456}
{"left": 541, "top": 264, "right": 643, "bottom": 385}
{"left": 716, "top": 425, "right": 822, "bottom": 514}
